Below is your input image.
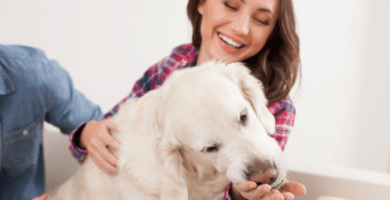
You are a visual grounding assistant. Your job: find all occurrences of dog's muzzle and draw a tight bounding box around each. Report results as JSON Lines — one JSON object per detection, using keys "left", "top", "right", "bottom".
{"left": 245, "top": 160, "right": 280, "bottom": 188}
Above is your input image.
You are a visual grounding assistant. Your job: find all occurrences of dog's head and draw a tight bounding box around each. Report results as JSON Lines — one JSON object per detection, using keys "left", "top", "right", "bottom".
{"left": 151, "top": 60, "right": 286, "bottom": 190}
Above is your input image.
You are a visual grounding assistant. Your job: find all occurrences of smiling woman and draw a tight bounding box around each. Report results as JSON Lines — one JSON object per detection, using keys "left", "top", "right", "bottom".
{"left": 188, "top": 0, "right": 300, "bottom": 104}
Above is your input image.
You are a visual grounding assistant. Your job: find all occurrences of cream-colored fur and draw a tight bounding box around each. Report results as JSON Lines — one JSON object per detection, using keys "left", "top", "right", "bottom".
{"left": 47, "top": 60, "right": 286, "bottom": 200}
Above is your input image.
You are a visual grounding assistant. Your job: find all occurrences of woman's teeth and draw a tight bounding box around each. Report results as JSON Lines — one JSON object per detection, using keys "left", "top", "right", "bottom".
{"left": 218, "top": 34, "right": 244, "bottom": 48}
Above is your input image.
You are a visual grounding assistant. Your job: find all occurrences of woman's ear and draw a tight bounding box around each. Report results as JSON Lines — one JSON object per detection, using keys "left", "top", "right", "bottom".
{"left": 197, "top": 0, "right": 206, "bottom": 15}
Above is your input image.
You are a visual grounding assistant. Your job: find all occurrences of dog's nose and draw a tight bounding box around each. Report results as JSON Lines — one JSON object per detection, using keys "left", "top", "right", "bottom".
{"left": 248, "top": 167, "right": 277, "bottom": 186}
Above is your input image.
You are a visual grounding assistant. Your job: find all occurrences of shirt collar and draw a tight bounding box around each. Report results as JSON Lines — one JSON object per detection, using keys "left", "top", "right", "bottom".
{"left": 0, "top": 63, "right": 15, "bottom": 95}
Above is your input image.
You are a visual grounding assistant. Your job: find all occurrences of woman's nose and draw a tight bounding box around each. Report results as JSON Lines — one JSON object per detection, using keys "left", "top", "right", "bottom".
{"left": 232, "top": 12, "right": 250, "bottom": 36}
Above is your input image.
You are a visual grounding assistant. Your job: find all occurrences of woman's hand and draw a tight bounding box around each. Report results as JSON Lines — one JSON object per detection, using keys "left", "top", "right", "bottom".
{"left": 32, "top": 194, "right": 47, "bottom": 200}
{"left": 80, "top": 119, "right": 121, "bottom": 174}
{"left": 231, "top": 180, "right": 306, "bottom": 200}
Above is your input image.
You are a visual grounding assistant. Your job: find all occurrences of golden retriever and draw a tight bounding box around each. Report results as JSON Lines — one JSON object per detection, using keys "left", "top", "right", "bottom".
{"left": 47, "top": 60, "right": 286, "bottom": 200}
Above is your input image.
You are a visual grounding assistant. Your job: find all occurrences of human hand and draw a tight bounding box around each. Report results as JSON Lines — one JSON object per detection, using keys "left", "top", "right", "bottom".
{"left": 80, "top": 119, "right": 121, "bottom": 174}
{"left": 231, "top": 180, "right": 306, "bottom": 200}
{"left": 32, "top": 194, "right": 47, "bottom": 200}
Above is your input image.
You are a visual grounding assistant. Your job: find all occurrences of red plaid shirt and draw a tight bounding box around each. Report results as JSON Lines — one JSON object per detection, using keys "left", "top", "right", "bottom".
{"left": 69, "top": 43, "right": 296, "bottom": 200}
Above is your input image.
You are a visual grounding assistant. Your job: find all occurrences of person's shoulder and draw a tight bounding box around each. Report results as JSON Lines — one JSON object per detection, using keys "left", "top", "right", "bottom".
{"left": 163, "top": 43, "right": 198, "bottom": 69}
{"left": 169, "top": 43, "right": 198, "bottom": 59}
{"left": 268, "top": 96, "right": 296, "bottom": 115}
{"left": 0, "top": 44, "right": 64, "bottom": 76}
{"left": 0, "top": 45, "right": 65, "bottom": 89}
{"left": 171, "top": 43, "right": 197, "bottom": 52}
{"left": 281, "top": 96, "right": 294, "bottom": 106}
{"left": 0, "top": 44, "right": 48, "bottom": 61}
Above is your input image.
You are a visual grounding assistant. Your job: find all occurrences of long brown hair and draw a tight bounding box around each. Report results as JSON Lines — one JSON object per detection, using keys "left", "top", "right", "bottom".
{"left": 187, "top": 0, "right": 300, "bottom": 104}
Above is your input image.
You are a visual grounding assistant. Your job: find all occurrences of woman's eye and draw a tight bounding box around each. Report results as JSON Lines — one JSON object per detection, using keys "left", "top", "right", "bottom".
{"left": 255, "top": 18, "right": 269, "bottom": 25}
{"left": 224, "top": 2, "right": 237, "bottom": 11}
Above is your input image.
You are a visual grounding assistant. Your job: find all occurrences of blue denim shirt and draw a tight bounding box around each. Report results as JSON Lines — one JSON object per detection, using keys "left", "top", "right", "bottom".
{"left": 0, "top": 45, "right": 103, "bottom": 200}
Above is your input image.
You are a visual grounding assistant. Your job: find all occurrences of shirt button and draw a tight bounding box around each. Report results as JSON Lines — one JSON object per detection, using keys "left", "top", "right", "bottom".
{"left": 23, "top": 129, "right": 29, "bottom": 136}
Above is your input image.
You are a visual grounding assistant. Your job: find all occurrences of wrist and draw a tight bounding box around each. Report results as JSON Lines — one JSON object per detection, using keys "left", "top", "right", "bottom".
{"left": 73, "top": 123, "right": 87, "bottom": 150}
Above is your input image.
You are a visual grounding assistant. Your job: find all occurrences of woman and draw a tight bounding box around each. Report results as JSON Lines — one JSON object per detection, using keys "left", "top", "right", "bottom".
{"left": 69, "top": 0, "right": 306, "bottom": 199}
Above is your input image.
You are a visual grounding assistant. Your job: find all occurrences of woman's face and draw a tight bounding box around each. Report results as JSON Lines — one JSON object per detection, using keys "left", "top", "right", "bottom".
{"left": 196, "top": 0, "right": 279, "bottom": 64}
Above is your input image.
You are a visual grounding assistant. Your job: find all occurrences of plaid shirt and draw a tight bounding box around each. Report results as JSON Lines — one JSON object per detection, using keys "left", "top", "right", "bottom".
{"left": 68, "top": 43, "right": 296, "bottom": 200}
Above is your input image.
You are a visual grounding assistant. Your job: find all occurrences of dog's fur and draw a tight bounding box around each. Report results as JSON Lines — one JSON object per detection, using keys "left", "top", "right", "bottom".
{"left": 47, "top": 60, "right": 286, "bottom": 200}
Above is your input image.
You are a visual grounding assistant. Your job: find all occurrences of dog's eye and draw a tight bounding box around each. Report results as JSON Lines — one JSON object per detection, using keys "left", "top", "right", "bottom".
{"left": 206, "top": 146, "right": 219, "bottom": 153}
{"left": 239, "top": 108, "right": 248, "bottom": 125}
{"left": 204, "top": 143, "right": 221, "bottom": 153}
{"left": 240, "top": 113, "right": 247, "bottom": 125}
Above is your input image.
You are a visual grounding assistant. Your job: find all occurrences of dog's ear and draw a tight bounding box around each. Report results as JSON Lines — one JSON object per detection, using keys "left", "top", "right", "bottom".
{"left": 143, "top": 72, "right": 189, "bottom": 199}
{"left": 144, "top": 70, "right": 190, "bottom": 183}
{"left": 225, "top": 62, "right": 276, "bottom": 135}
{"left": 156, "top": 138, "right": 189, "bottom": 199}
{"left": 157, "top": 138, "right": 187, "bottom": 183}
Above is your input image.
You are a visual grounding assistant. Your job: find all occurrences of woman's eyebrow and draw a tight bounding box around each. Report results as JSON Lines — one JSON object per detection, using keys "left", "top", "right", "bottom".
{"left": 258, "top": 8, "right": 273, "bottom": 14}
{"left": 239, "top": 0, "right": 274, "bottom": 15}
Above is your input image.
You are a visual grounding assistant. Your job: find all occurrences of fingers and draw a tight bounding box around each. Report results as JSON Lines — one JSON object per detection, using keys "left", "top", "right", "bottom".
{"left": 102, "top": 129, "right": 121, "bottom": 151}
{"left": 98, "top": 142, "right": 119, "bottom": 167}
{"left": 89, "top": 146, "right": 118, "bottom": 174}
{"left": 235, "top": 182, "right": 273, "bottom": 200}
{"left": 279, "top": 181, "right": 307, "bottom": 196}
{"left": 282, "top": 192, "right": 295, "bottom": 200}
{"left": 98, "top": 120, "right": 120, "bottom": 166}
{"left": 234, "top": 181, "right": 258, "bottom": 192}
{"left": 99, "top": 120, "right": 120, "bottom": 150}
{"left": 82, "top": 120, "right": 121, "bottom": 174}
{"left": 234, "top": 181, "right": 300, "bottom": 200}
{"left": 105, "top": 119, "right": 118, "bottom": 132}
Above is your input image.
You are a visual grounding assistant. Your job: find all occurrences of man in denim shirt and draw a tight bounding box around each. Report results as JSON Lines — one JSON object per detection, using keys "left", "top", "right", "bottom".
{"left": 0, "top": 45, "right": 103, "bottom": 200}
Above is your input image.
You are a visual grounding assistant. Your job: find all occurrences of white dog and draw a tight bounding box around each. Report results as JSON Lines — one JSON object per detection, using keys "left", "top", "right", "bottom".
{"left": 47, "top": 60, "right": 286, "bottom": 200}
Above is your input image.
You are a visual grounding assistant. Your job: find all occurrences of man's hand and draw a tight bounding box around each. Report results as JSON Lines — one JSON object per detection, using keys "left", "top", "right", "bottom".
{"left": 80, "top": 119, "right": 121, "bottom": 174}
{"left": 32, "top": 194, "right": 47, "bottom": 200}
{"left": 231, "top": 180, "right": 306, "bottom": 200}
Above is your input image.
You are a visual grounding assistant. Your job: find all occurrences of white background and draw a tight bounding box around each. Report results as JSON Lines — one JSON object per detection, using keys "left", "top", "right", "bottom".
{"left": 0, "top": 0, "right": 389, "bottom": 190}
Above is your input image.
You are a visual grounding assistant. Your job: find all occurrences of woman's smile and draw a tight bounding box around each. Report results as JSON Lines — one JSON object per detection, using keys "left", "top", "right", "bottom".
{"left": 196, "top": 0, "right": 279, "bottom": 64}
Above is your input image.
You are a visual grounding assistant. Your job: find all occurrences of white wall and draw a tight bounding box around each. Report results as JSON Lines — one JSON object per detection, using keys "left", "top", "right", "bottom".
{"left": 351, "top": 0, "right": 390, "bottom": 173}
{"left": 0, "top": 0, "right": 190, "bottom": 112}
{"left": 287, "top": 0, "right": 390, "bottom": 173}
{"left": 0, "top": 0, "right": 389, "bottom": 190}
